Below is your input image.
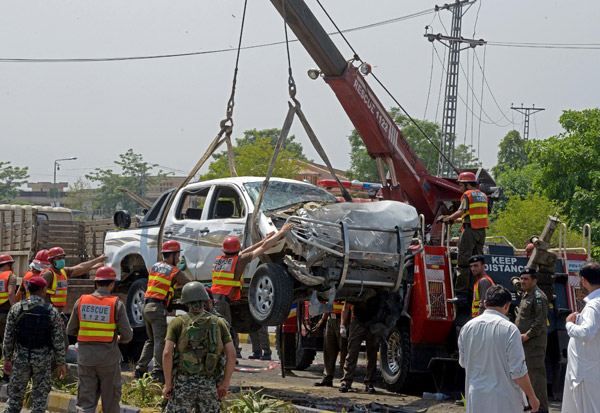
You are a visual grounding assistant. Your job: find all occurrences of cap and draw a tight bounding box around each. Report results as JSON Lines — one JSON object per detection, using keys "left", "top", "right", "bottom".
{"left": 468, "top": 255, "right": 485, "bottom": 264}
{"left": 28, "top": 276, "right": 48, "bottom": 289}
{"left": 520, "top": 267, "right": 537, "bottom": 276}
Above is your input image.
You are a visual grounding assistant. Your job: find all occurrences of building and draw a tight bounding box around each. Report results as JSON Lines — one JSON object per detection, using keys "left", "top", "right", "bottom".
{"left": 294, "top": 161, "right": 348, "bottom": 185}
{"left": 12, "top": 182, "right": 69, "bottom": 206}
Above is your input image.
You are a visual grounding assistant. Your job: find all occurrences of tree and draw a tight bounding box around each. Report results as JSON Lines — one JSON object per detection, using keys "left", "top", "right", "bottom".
{"left": 86, "top": 149, "right": 170, "bottom": 216}
{"left": 346, "top": 108, "right": 481, "bottom": 181}
{"left": 201, "top": 132, "right": 302, "bottom": 180}
{"left": 0, "top": 161, "right": 29, "bottom": 203}
{"left": 492, "top": 130, "right": 526, "bottom": 177}
{"left": 64, "top": 178, "right": 96, "bottom": 220}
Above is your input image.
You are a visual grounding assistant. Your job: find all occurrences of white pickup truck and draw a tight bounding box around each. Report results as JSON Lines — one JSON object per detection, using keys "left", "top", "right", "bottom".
{"left": 104, "top": 176, "right": 419, "bottom": 334}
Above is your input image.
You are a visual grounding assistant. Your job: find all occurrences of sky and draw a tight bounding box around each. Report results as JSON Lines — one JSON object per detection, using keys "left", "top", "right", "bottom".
{"left": 1, "top": 0, "right": 599, "bottom": 187}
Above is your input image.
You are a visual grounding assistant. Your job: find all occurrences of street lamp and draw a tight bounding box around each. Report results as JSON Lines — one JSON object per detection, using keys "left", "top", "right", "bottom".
{"left": 53, "top": 157, "right": 77, "bottom": 206}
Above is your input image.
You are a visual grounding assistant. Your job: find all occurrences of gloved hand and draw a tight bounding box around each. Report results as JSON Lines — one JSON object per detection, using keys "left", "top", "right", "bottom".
{"left": 340, "top": 325, "right": 347, "bottom": 338}
{"left": 177, "top": 255, "right": 187, "bottom": 271}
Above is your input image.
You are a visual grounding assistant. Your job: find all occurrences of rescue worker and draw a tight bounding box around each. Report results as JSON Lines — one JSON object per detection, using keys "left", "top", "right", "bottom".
{"left": 469, "top": 255, "right": 493, "bottom": 317}
{"left": 314, "top": 301, "right": 348, "bottom": 387}
{"left": 66, "top": 266, "right": 133, "bottom": 413}
{"left": 211, "top": 223, "right": 292, "bottom": 357}
{"left": 3, "top": 276, "right": 66, "bottom": 413}
{"left": 162, "top": 281, "right": 236, "bottom": 413}
{"left": 515, "top": 267, "right": 549, "bottom": 413}
{"left": 249, "top": 326, "right": 272, "bottom": 360}
{"left": 340, "top": 297, "right": 378, "bottom": 394}
{"left": 443, "top": 172, "right": 489, "bottom": 302}
{"left": 16, "top": 249, "right": 50, "bottom": 301}
{"left": 0, "top": 254, "right": 18, "bottom": 339}
{"left": 41, "top": 246, "right": 106, "bottom": 309}
{"left": 135, "top": 240, "right": 190, "bottom": 382}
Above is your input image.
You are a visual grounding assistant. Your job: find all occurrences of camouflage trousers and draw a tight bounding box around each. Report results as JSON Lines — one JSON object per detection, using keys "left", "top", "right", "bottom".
{"left": 5, "top": 347, "right": 53, "bottom": 413}
{"left": 165, "top": 374, "right": 220, "bottom": 413}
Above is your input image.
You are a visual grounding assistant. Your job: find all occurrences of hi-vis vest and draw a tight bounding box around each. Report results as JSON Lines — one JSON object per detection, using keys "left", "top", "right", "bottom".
{"left": 175, "top": 312, "right": 223, "bottom": 376}
{"left": 472, "top": 274, "right": 494, "bottom": 317}
{"left": 21, "top": 271, "right": 36, "bottom": 300}
{"left": 333, "top": 301, "right": 344, "bottom": 314}
{"left": 46, "top": 268, "right": 68, "bottom": 307}
{"left": 461, "top": 190, "right": 489, "bottom": 229}
{"left": 77, "top": 294, "right": 118, "bottom": 342}
{"left": 0, "top": 271, "right": 12, "bottom": 305}
{"left": 212, "top": 255, "right": 242, "bottom": 301}
{"left": 145, "top": 262, "right": 178, "bottom": 305}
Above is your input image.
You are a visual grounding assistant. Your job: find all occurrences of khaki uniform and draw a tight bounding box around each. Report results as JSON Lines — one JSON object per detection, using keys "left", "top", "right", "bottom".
{"left": 341, "top": 299, "right": 378, "bottom": 388}
{"left": 515, "top": 285, "right": 548, "bottom": 412}
{"left": 67, "top": 290, "right": 133, "bottom": 413}
{"left": 249, "top": 326, "right": 271, "bottom": 357}
{"left": 455, "top": 196, "right": 487, "bottom": 297}
{"left": 322, "top": 315, "right": 348, "bottom": 384}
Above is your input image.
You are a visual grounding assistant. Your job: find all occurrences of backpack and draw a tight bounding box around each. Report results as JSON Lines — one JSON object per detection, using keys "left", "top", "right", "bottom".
{"left": 175, "top": 312, "right": 223, "bottom": 375}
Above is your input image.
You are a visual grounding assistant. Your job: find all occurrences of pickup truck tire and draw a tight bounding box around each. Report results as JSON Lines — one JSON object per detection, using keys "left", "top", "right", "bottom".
{"left": 249, "top": 263, "right": 293, "bottom": 326}
{"left": 380, "top": 324, "right": 411, "bottom": 393}
{"left": 126, "top": 278, "right": 148, "bottom": 330}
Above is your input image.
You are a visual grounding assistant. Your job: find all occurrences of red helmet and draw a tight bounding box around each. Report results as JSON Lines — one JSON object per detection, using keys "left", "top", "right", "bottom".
{"left": 94, "top": 266, "right": 117, "bottom": 281}
{"left": 0, "top": 255, "right": 14, "bottom": 266}
{"left": 222, "top": 236, "right": 241, "bottom": 254}
{"left": 161, "top": 240, "right": 182, "bottom": 253}
{"left": 457, "top": 171, "right": 477, "bottom": 183}
{"left": 48, "top": 247, "right": 66, "bottom": 259}
{"left": 33, "top": 249, "right": 50, "bottom": 265}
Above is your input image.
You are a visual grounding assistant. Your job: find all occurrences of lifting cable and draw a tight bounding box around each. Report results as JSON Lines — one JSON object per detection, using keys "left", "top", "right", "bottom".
{"left": 155, "top": 0, "right": 248, "bottom": 259}
{"left": 315, "top": 0, "right": 459, "bottom": 175}
{"left": 251, "top": 0, "right": 353, "bottom": 241}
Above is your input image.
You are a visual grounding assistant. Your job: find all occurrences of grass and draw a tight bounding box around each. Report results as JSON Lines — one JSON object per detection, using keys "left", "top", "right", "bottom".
{"left": 226, "top": 388, "right": 295, "bottom": 413}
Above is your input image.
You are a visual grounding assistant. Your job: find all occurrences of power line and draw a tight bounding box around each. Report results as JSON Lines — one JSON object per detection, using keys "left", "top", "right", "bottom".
{"left": 488, "top": 41, "right": 600, "bottom": 49}
{"left": 423, "top": 45, "right": 436, "bottom": 120}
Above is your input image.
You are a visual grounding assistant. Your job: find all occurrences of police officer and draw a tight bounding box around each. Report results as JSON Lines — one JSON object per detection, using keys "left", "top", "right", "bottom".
{"left": 314, "top": 301, "right": 347, "bottom": 387}
{"left": 515, "top": 267, "right": 549, "bottom": 413}
{"left": 66, "top": 266, "right": 133, "bottom": 413}
{"left": 135, "top": 240, "right": 190, "bottom": 382}
{"left": 16, "top": 249, "right": 50, "bottom": 301}
{"left": 469, "top": 255, "right": 493, "bottom": 317}
{"left": 249, "top": 326, "right": 272, "bottom": 360}
{"left": 211, "top": 223, "right": 292, "bottom": 357}
{"left": 41, "top": 246, "right": 106, "bottom": 309}
{"left": 3, "top": 276, "right": 66, "bottom": 413}
{"left": 162, "top": 282, "right": 236, "bottom": 413}
{"left": 442, "top": 172, "right": 489, "bottom": 301}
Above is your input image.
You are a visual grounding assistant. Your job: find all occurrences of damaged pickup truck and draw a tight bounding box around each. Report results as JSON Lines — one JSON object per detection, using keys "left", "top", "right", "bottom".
{"left": 104, "top": 176, "right": 419, "bottom": 333}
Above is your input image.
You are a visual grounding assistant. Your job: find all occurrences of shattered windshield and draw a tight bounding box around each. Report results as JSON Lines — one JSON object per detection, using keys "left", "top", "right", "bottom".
{"left": 244, "top": 181, "right": 337, "bottom": 212}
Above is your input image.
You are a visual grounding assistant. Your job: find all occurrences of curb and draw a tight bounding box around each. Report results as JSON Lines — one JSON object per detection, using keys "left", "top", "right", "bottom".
{"left": 293, "top": 407, "right": 337, "bottom": 413}
{"left": 237, "top": 332, "right": 277, "bottom": 347}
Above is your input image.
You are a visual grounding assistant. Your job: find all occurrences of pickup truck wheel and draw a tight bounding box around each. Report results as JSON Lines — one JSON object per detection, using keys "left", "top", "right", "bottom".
{"left": 126, "top": 278, "right": 148, "bottom": 330}
{"left": 380, "top": 324, "right": 411, "bottom": 393}
{"left": 249, "top": 263, "right": 293, "bottom": 326}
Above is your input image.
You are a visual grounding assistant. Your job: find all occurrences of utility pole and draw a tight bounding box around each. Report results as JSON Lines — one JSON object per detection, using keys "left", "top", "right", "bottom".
{"left": 511, "top": 104, "right": 545, "bottom": 166}
{"left": 425, "top": 0, "right": 486, "bottom": 177}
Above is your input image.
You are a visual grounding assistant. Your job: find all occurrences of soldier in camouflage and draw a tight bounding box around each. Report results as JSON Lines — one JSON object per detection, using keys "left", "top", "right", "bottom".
{"left": 2, "top": 276, "right": 66, "bottom": 413}
{"left": 162, "top": 282, "right": 235, "bottom": 413}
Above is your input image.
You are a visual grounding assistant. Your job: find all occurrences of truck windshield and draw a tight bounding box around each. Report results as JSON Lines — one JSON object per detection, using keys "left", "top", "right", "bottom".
{"left": 244, "top": 181, "right": 337, "bottom": 211}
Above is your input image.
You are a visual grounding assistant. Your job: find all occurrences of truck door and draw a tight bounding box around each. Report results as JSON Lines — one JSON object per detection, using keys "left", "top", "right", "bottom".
{"left": 195, "top": 184, "right": 248, "bottom": 281}
{"left": 164, "top": 185, "right": 212, "bottom": 280}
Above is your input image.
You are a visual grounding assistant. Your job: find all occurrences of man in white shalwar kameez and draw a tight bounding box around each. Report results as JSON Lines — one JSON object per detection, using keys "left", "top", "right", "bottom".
{"left": 459, "top": 284, "right": 539, "bottom": 413}
{"left": 562, "top": 261, "right": 600, "bottom": 413}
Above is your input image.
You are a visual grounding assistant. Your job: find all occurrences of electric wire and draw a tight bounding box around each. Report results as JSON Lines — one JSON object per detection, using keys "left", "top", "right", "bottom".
{"left": 423, "top": 44, "right": 436, "bottom": 120}
{"left": 433, "top": 44, "right": 446, "bottom": 129}
{"left": 472, "top": 50, "right": 516, "bottom": 125}
{"left": 476, "top": 47, "right": 486, "bottom": 158}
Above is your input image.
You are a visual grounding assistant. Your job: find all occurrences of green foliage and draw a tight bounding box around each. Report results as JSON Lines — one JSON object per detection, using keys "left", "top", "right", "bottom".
{"left": 201, "top": 131, "right": 302, "bottom": 180}
{"left": 227, "top": 389, "right": 295, "bottom": 413}
{"left": 65, "top": 178, "right": 96, "bottom": 220}
{"left": 488, "top": 194, "right": 580, "bottom": 249}
{"left": 491, "top": 163, "right": 541, "bottom": 215}
{"left": 491, "top": 130, "right": 525, "bottom": 177}
{"left": 121, "top": 373, "right": 163, "bottom": 409}
{"left": 86, "top": 149, "right": 171, "bottom": 217}
{"left": 346, "top": 108, "right": 481, "bottom": 181}
{"left": 0, "top": 161, "right": 29, "bottom": 203}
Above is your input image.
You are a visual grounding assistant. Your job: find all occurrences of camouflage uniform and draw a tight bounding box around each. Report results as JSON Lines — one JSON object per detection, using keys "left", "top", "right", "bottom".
{"left": 515, "top": 285, "right": 549, "bottom": 412}
{"left": 3, "top": 295, "right": 66, "bottom": 413}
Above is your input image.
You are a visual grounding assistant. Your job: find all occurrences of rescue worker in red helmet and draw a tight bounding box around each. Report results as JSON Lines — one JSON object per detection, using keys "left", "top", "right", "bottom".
{"left": 40, "top": 247, "right": 106, "bottom": 309}
{"left": 135, "top": 240, "right": 191, "bottom": 383}
{"left": 0, "top": 254, "right": 17, "bottom": 380}
{"left": 211, "top": 223, "right": 293, "bottom": 358}
{"left": 67, "top": 267, "right": 133, "bottom": 413}
{"left": 17, "top": 249, "right": 50, "bottom": 301}
{"left": 442, "top": 172, "right": 489, "bottom": 304}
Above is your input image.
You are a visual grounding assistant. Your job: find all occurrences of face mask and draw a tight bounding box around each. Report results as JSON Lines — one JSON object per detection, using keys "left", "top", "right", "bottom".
{"left": 55, "top": 259, "right": 66, "bottom": 270}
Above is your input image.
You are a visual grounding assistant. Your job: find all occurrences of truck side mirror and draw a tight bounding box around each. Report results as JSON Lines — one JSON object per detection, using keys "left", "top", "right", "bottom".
{"left": 114, "top": 211, "right": 131, "bottom": 229}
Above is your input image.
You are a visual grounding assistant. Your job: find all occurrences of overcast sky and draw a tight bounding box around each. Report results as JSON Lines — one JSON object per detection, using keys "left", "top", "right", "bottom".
{"left": 2, "top": 0, "right": 599, "bottom": 186}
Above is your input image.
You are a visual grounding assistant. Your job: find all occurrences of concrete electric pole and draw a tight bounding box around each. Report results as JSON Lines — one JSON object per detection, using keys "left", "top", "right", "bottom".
{"left": 425, "top": 0, "right": 486, "bottom": 177}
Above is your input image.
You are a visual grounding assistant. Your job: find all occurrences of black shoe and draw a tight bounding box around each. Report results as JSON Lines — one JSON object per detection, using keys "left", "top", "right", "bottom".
{"left": 248, "top": 352, "right": 262, "bottom": 360}
{"left": 455, "top": 399, "right": 464, "bottom": 406}
{"left": 1, "top": 374, "right": 9, "bottom": 383}
{"left": 314, "top": 380, "right": 333, "bottom": 387}
{"left": 260, "top": 354, "right": 272, "bottom": 361}
{"left": 339, "top": 383, "right": 349, "bottom": 393}
{"left": 236, "top": 351, "right": 243, "bottom": 359}
{"left": 365, "top": 384, "right": 376, "bottom": 394}
{"left": 134, "top": 369, "right": 145, "bottom": 379}
{"left": 236, "top": 359, "right": 239, "bottom": 365}
{"left": 151, "top": 371, "right": 165, "bottom": 384}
